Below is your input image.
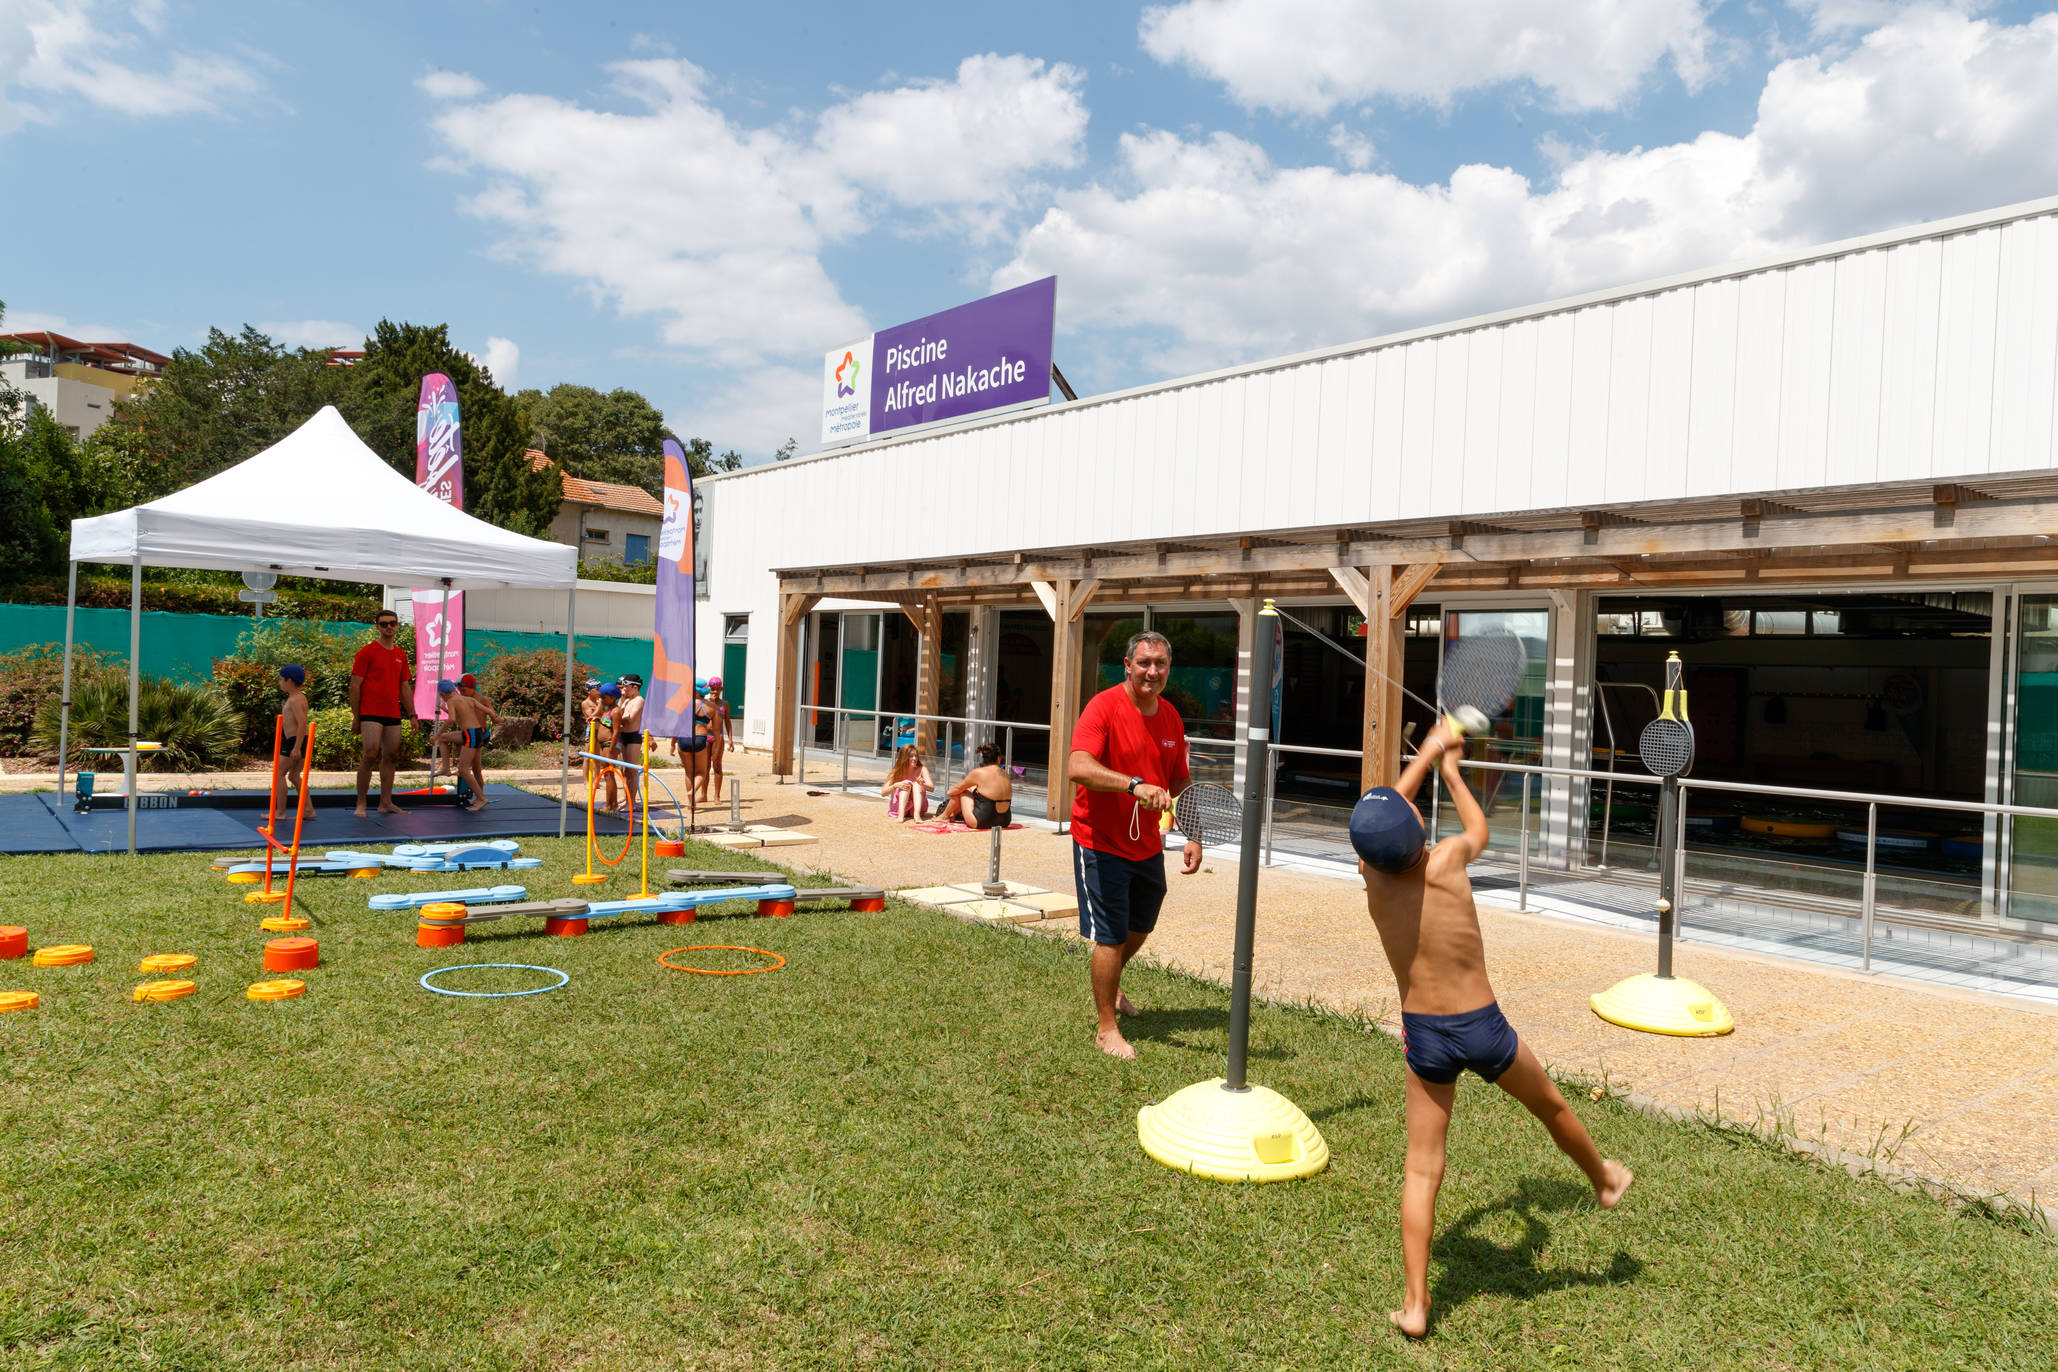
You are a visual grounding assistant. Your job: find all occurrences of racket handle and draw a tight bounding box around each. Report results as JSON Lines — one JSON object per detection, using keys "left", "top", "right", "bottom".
{"left": 1447, "top": 706, "right": 1490, "bottom": 739}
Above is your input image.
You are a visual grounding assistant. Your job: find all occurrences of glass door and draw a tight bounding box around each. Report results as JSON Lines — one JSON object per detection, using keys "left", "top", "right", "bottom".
{"left": 2007, "top": 592, "right": 2058, "bottom": 922}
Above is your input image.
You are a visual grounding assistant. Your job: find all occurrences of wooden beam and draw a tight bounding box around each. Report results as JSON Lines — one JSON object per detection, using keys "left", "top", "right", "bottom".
{"left": 1030, "top": 580, "right": 1058, "bottom": 620}
{"left": 913, "top": 596, "right": 942, "bottom": 755}
{"left": 1047, "top": 578, "right": 1084, "bottom": 822}
{"left": 897, "top": 604, "right": 926, "bottom": 634}
{"left": 1362, "top": 566, "right": 1407, "bottom": 793}
{"left": 771, "top": 592, "right": 821, "bottom": 776}
{"left": 1389, "top": 557, "right": 1444, "bottom": 616}
{"left": 1328, "top": 565, "right": 1370, "bottom": 616}
{"left": 1068, "top": 577, "right": 1102, "bottom": 621}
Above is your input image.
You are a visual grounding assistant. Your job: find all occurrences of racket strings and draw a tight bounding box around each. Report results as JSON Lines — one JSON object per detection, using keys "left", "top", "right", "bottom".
{"left": 1172, "top": 783, "right": 1244, "bottom": 848}
{"left": 1437, "top": 635, "right": 1528, "bottom": 720}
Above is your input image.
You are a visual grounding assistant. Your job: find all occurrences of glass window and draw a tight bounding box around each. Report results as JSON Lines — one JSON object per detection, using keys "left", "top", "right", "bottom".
{"left": 1810, "top": 609, "right": 1841, "bottom": 635}
{"left": 723, "top": 614, "right": 749, "bottom": 642}
{"left": 1754, "top": 610, "right": 1807, "bottom": 636}
{"left": 624, "top": 533, "right": 650, "bottom": 564}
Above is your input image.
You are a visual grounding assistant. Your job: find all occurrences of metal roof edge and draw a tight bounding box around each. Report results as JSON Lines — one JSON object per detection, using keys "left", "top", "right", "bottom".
{"left": 701, "top": 193, "right": 2058, "bottom": 488}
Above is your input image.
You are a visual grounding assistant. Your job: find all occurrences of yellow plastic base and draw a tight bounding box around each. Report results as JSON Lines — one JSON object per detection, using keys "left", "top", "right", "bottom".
{"left": 140, "top": 953, "right": 197, "bottom": 974}
{"left": 226, "top": 872, "right": 262, "bottom": 884}
{"left": 1137, "top": 1078, "right": 1330, "bottom": 1183}
{"left": 1590, "top": 972, "right": 1734, "bottom": 1036}
{"left": 245, "top": 890, "right": 290, "bottom": 904}
{"left": 246, "top": 978, "right": 306, "bottom": 1001}
{"left": 0, "top": 991, "right": 37, "bottom": 1014}
{"left": 133, "top": 979, "right": 197, "bottom": 1002}
{"left": 32, "top": 944, "right": 94, "bottom": 967}
{"left": 260, "top": 915, "right": 310, "bottom": 933}
{"left": 571, "top": 874, "right": 607, "bottom": 886}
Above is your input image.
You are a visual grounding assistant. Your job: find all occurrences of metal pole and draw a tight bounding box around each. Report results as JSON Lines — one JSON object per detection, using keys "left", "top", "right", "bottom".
{"left": 1862, "top": 801, "right": 1878, "bottom": 973}
{"left": 57, "top": 559, "right": 76, "bottom": 803}
{"left": 795, "top": 617, "right": 807, "bottom": 786}
{"left": 557, "top": 584, "right": 577, "bottom": 839}
{"left": 982, "top": 823, "right": 1005, "bottom": 899}
{"left": 1224, "top": 601, "right": 1278, "bottom": 1093}
{"left": 1262, "top": 754, "right": 1276, "bottom": 868}
{"left": 1518, "top": 771, "right": 1532, "bottom": 911}
{"left": 1672, "top": 781, "right": 1690, "bottom": 944}
{"left": 841, "top": 708, "right": 849, "bottom": 792}
{"left": 1654, "top": 776, "right": 1678, "bottom": 978}
{"left": 729, "top": 777, "right": 741, "bottom": 829}
{"left": 126, "top": 554, "right": 141, "bottom": 856}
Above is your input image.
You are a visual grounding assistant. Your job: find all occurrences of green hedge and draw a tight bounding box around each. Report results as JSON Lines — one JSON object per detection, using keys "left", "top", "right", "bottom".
{"left": 3, "top": 572, "right": 380, "bottom": 620}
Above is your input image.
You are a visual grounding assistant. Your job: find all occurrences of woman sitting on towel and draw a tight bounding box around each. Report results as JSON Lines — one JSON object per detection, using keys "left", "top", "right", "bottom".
{"left": 881, "top": 744, "right": 933, "bottom": 822}
{"left": 939, "top": 743, "right": 1014, "bottom": 830}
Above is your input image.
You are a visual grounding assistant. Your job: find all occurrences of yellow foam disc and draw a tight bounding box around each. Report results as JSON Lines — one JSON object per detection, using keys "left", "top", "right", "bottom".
{"left": 244, "top": 890, "right": 290, "bottom": 904}
{"left": 0, "top": 991, "right": 37, "bottom": 1014}
{"left": 133, "top": 979, "right": 197, "bottom": 1002}
{"left": 33, "top": 944, "right": 94, "bottom": 967}
{"left": 571, "top": 874, "right": 607, "bottom": 886}
{"left": 246, "top": 978, "right": 306, "bottom": 1001}
{"left": 1136, "top": 1078, "right": 1330, "bottom": 1183}
{"left": 1590, "top": 972, "right": 1735, "bottom": 1036}
{"left": 349, "top": 868, "right": 381, "bottom": 878}
{"left": 140, "top": 953, "right": 197, "bottom": 974}
{"left": 226, "top": 871, "right": 263, "bottom": 884}
{"left": 420, "top": 902, "right": 467, "bottom": 919}
{"left": 260, "top": 915, "right": 310, "bottom": 933}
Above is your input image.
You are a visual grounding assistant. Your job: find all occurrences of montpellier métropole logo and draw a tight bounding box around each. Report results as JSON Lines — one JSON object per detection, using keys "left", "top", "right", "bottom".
{"left": 835, "top": 349, "right": 860, "bottom": 398}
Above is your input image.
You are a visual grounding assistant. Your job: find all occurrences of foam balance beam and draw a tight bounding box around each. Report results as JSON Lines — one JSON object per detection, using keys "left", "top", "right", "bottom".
{"left": 788, "top": 886, "right": 888, "bottom": 913}
{"left": 370, "top": 884, "right": 528, "bottom": 911}
{"left": 665, "top": 868, "right": 786, "bottom": 885}
{"left": 419, "top": 885, "right": 798, "bottom": 941}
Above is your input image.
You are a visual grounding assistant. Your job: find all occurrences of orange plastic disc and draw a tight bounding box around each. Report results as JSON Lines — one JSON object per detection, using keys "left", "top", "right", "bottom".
{"left": 349, "top": 868, "right": 381, "bottom": 878}
{"left": 140, "top": 953, "right": 197, "bottom": 974}
{"left": 0, "top": 990, "right": 37, "bottom": 1014}
{"left": 0, "top": 926, "right": 25, "bottom": 959}
{"left": 263, "top": 937, "right": 319, "bottom": 972}
{"left": 417, "top": 923, "right": 465, "bottom": 948}
{"left": 654, "top": 839, "right": 686, "bottom": 857}
{"left": 261, "top": 915, "right": 310, "bottom": 933}
{"left": 246, "top": 978, "right": 306, "bottom": 1001}
{"left": 133, "top": 979, "right": 197, "bottom": 1002}
{"left": 420, "top": 902, "right": 467, "bottom": 920}
{"left": 33, "top": 944, "right": 94, "bottom": 967}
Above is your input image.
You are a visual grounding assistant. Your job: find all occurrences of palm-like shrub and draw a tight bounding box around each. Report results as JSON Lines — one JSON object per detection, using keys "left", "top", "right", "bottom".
{"left": 32, "top": 677, "right": 244, "bottom": 772}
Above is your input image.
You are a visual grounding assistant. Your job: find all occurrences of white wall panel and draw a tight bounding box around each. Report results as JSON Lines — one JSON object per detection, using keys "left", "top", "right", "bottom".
{"left": 1990, "top": 215, "right": 2058, "bottom": 472}
{"left": 1460, "top": 328, "right": 1503, "bottom": 517}
{"left": 1777, "top": 259, "right": 1836, "bottom": 491}
{"left": 1398, "top": 341, "right": 1438, "bottom": 519}
{"left": 1932, "top": 227, "right": 2002, "bottom": 477}
{"left": 1369, "top": 348, "right": 1406, "bottom": 520}
{"left": 1644, "top": 289, "right": 1695, "bottom": 501}
{"left": 1429, "top": 335, "right": 1471, "bottom": 518}
{"left": 1494, "top": 323, "right": 1538, "bottom": 510}
{"left": 1565, "top": 307, "right": 1613, "bottom": 508}
{"left": 1603, "top": 296, "right": 1653, "bottom": 503}
{"left": 1287, "top": 361, "right": 1327, "bottom": 530}
{"left": 1312, "top": 357, "right": 1351, "bottom": 526}
{"left": 1684, "top": 278, "right": 1739, "bottom": 496}
{"left": 1528, "top": 312, "right": 1575, "bottom": 509}
{"left": 1730, "top": 269, "right": 1787, "bottom": 495}
{"left": 1825, "top": 249, "right": 1887, "bottom": 483}
{"left": 1876, "top": 236, "right": 1943, "bottom": 482}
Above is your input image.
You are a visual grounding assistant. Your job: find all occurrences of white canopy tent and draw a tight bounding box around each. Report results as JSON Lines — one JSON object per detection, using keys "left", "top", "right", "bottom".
{"left": 63, "top": 406, "right": 584, "bottom": 852}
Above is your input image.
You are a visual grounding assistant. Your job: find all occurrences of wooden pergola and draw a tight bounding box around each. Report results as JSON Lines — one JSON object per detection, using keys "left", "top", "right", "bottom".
{"left": 771, "top": 473, "right": 2058, "bottom": 818}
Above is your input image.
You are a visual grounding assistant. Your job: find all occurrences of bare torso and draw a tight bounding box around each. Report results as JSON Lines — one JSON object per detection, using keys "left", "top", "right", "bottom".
{"left": 1361, "top": 845, "right": 1497, "bottom": 1016}
{"left": 280, "top": 693, "right": 309, "bottom": 738}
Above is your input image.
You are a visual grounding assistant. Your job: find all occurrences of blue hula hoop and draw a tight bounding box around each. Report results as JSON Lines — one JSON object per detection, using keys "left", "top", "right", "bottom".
{"left": 419, "top": 963, "right": 570, "bottom": 999}
{"left": 643, "top": 768, "right": 689, "bottom": 843}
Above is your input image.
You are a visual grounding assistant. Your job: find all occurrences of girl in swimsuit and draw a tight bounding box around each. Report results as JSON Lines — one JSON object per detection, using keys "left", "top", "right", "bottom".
{"left": 940, "top": 742, "right": 1013, "bottom": 830}
{"left": 881, "top": 744, "right": 933, "bottom": 822}
{"left": 704, "top": 677, "right": 733, "bottom": 806}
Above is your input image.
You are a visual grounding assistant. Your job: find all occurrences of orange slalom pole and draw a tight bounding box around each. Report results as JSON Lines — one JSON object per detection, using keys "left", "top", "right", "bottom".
{"left": 279, "top": 716, "right": 316, "bottom": 914}
{"left": 636, "top": 732, "right": 652, "bottom": 898}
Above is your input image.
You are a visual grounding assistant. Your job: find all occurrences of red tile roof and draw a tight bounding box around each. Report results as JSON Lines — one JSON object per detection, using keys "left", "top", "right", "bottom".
{"left": 527, "top": 451, "right": 664, "bottom": 516}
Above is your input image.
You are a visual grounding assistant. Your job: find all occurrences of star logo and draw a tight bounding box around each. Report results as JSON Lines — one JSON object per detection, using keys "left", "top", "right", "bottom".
{"left": 835, "top": 349, "right": 860, "bottom": 398}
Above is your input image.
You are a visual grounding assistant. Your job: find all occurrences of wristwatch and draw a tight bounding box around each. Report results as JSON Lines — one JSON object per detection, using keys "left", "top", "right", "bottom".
{"left": 1126, "top": 776, "right": 1144, "bottom": 794}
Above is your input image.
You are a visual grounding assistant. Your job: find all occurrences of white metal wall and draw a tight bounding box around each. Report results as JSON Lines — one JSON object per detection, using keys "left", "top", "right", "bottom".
{"left": 699, "top": 204, "right": 2058, "bottom": 740}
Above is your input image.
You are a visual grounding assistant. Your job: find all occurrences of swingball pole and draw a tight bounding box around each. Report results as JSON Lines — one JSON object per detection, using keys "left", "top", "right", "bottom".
{"left": 572, "top": 722, "right": 606, "bottom": 886}
{"left": 1136, "top": 600, "right": 1329, "bottom": 1182}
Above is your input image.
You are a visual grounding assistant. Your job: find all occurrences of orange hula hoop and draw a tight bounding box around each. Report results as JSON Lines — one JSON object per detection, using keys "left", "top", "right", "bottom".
{"left": 657, "top": 945, "right": 785, "bottom": 975}
{"left": 595, "top": 760, "right": 637, "bottom": 867}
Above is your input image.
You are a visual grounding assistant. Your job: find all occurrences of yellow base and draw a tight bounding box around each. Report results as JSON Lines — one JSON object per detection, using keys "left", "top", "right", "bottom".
{"left": 571, "top": 874, "right": 607, "bottom": 886}
{"left": 133, "top": 979, "right": 197, "bottom": 1002}
{"left": 1137, "top": 1078, "right": 1330, "bottom": 1183}
{"left": 140, "top": 953, "right": 197, "bottom": 974}
{"left": 1590, "top": 972, "right": 1734, "bottom": 1036}
{"left": 245, "top": 890, "right": 290, "bottom": 904}
{"left": 226, "top": 872, "right": 262, "bottom": 884}
{"left": 260, "top": 914, "right": 310, "bottom": 933}
{"left": 246, "top": 978, "right": 306, "bottom": 1001}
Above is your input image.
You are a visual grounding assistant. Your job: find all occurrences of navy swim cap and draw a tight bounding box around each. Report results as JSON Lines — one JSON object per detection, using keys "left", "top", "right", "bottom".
{"left": 277, "top": 664, "right": 305, "bottom": 685}
{"left": 1351, "top": 787, "right": 1425, "bottom": 873}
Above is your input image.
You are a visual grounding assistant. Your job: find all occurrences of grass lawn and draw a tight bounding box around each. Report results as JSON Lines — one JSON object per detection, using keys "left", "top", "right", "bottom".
{"left": 2, "top": 835, "right": 2054, "bottom": 1370}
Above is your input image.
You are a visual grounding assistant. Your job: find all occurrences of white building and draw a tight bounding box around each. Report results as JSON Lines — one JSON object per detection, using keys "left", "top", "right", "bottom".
{"left": 695, "top": 195, "right": 2058, "bottom": 934}
{"left": 0, "top": 332, "right": 167, "bottom": 439}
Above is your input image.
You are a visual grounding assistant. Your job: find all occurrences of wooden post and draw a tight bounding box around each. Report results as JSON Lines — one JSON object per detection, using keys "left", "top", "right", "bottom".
{"left": 904, "top": 597, "right": 943, "bottom": 754}
{"left": 772, "top": 591, "right": 820, "bottom": 777}
{"left": 1046, "top": 578, "right": 1078, "bottom": 821}
{"left": 1361, "top": 560, "right": 1441, "bottom": 790}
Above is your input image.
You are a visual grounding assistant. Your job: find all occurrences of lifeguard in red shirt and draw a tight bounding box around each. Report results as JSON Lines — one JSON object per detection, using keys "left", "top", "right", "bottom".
{"left": 350, "top": 611, "right": 415, "bottom": 818}
{"left": 1066, "top": 629, "right": 1201, "bottom": 1059}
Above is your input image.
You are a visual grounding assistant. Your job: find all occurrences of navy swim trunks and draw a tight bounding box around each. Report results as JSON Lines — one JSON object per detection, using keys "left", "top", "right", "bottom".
{"left": 1400, "top": 1001, "right": 1521, "bottom": 1085}
{"left": 1073, "top": 844, "right": 1167, "bottom": 945}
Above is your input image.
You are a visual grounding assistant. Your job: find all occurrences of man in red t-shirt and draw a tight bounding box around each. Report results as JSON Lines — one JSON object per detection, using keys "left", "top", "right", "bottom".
{"left": 350, "top": 610, "right": 415, "bottom": 817}
{"left": 1067, "top": 629, "right": 1201, "bottom": 1059}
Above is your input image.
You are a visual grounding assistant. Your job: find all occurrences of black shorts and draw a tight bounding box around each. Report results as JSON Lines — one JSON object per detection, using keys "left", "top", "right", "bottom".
{"left": 1400, "top": 1002, "right": 1521, "bottom": 1085}
{"left": 970, "top": 791, "right": 1009, "bottom": 829}
{"left": 1073, "top": 844, "right": 1167, "bottom": 946}
{"left": 279, "top": 737, "right": 301, "bottom": 758}
{"left": 617, "top": 731, "right": 643, "bottom": 750}
{"left": 360, "top": 715, "right": 403, "bottom": 728}
{"left": 677, "top": 734, "right": 710, "bottom": 754}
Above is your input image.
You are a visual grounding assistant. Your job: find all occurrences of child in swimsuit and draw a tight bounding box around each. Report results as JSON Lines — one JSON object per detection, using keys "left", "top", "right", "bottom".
{"left": 1354, "top": 720, "right": 1632, "bottom": 1339}
{"left": 940, "top": 742, "right": 1013, "bottom": 829}
{"left": 276, "top": 665, "right": 313, "bottom": 819}
{"left": 439, "top": 680, "right": 497, "bottom": 812}
{"left": 612, "top": 675, "right": 647, "bottom": 815}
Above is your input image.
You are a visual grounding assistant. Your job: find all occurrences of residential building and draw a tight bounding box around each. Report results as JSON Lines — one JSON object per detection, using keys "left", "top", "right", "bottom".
{"left": 529, "top": 450, "right": 663, "bottom": 564}
{"left": 0, "top": 332, "right": 167, "bottom": 439}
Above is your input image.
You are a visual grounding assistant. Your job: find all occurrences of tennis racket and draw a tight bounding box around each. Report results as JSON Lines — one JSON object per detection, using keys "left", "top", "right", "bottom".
{"left": 1436, "top": 633, "right": 1529, "bottom": 740}
{"left": 1156, "top": 781, "right": 1245, "bottom": 848}
{"left": 1638, "top": 651, "right": 1695, "bottom": 778}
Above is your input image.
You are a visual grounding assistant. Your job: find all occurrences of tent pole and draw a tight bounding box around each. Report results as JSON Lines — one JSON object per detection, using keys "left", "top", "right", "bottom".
{"left": 127, "top": 554, "right": 141, "bottom": 856}
{"left": 57, "top": 559, "right": 77, "bottom": 803}
{"left": 558, "top": 583, "right": 577, "bottom": 839}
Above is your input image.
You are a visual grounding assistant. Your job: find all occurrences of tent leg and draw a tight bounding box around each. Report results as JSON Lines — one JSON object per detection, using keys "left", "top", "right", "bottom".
{"left": 57, "top": 560, "right": 77, "bottom": 803}
{"left": 127, "top": 554, "right": 141, "bottom": 857}
{"left": 558, "top": 585, "right": 577, "bottom": 839}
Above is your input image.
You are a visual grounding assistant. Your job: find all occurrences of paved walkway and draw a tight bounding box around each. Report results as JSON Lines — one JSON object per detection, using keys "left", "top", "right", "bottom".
{"left": 719, "top": 753, "right": 2058, "bottom": 1208}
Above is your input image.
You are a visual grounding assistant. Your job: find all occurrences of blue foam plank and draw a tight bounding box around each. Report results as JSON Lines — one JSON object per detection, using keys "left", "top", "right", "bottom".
{"left": 369, "top": 884, "right": 528, "bottom": 911}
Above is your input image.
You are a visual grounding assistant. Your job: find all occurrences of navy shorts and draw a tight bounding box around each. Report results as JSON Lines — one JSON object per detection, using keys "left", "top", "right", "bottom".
{"left": 1400, "top": 1002, "right": 1521, "bottom": 1085}
{"left": 1074, "top": 845, "right": 1167, "bottom": 945}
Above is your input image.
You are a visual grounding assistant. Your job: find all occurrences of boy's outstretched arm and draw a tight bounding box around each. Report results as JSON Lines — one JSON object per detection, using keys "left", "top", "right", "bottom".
{"left": 1436, "top": 739, "right": 1492, "bottom": 865}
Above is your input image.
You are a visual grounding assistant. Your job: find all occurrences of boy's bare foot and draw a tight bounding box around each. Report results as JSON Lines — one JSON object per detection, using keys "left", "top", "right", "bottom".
{"left": 1596, "top": 1160, "right": 1633, "bottom": 1209}
{"left": 1388, "top": 1303, "right": 1430, "bottom": 1338}
{"left": 377, "top": 802, "right": 405, "bottom": 816}
{"left": 353, "top": 806, "right": 367, "bottom": 819}
{"left": 1115, "top": 991, "right": 1139, "bottom": 1018}
{"left": 1095, "top": 1028, "right": 1136, "bottom": 1060}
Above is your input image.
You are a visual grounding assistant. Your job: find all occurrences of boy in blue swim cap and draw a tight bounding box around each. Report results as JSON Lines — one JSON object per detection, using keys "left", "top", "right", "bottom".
{"left": 1355, "top": 720, "right": 1631, "bottom": 1339}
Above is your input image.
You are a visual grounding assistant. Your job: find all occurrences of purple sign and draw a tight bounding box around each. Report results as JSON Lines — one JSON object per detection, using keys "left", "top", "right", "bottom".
{"left": 822, "top": 277, "right": 1055, "bottom": 446}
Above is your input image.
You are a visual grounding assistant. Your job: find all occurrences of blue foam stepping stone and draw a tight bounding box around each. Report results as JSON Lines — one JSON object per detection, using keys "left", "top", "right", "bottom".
{"left": 369, "top": 884, "right": 528, "bottom": 911}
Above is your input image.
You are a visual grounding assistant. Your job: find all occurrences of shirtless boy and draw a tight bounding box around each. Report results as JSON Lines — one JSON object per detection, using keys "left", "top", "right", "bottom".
{"left": 276, "top": 665, "right": 313, "bottom": 818}
{"left": 1354, "top": 722, "right": 1631, "bottom": 1339}
{"left": 441, "top": 679, "right": 498, "bottom": 813}
{"left": 611, "top": 675, "right": 647, "bottom": 814}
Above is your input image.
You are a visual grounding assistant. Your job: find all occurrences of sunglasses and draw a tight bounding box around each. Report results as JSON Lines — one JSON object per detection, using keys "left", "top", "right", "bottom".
{"left": 375, "top": 620, "right": 398, "bottom": 628}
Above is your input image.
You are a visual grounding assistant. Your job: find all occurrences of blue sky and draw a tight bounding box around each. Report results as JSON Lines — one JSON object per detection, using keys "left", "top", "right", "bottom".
{"left": 6, "top": 1, "right": 2058, "bottom": 460}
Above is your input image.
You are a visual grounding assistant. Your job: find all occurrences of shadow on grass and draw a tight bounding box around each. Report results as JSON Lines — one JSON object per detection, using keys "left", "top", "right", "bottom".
{"left": 1428, "top": 1177, "right": 1641, "bottom": 1329}
{"left": 1307, "top": 1092, "right": 1387, "bottom": 1124}
{"left": 1120, "top": 1007, "right": 1293, "bottom": 1062}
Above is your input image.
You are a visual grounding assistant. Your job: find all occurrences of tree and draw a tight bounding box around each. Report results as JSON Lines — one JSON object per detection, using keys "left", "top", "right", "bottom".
{"left": 670, "top": 435, "right": 745, "bottom": 479}
{"left": 83, "top": 326, "right": 350, "bottom": 502}
{"left": 773, "top": 437, "right": 797, "bottom": 462}
{"left": 0, "top": 301, "right": 109, "bottom": 576}
{"left": 514, "top": 383, "right": 668, "bottom": 495}
{"left": 341, "top": 320, "right": 561, "bottom": 537}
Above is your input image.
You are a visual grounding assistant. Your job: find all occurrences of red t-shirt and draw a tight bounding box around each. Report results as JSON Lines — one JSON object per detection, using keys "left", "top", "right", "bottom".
{"left": 351, "top": 642, "right": 412, "bottom": 719}
{"left": 1069, "top": 684, "right": 1191, "bottom": 861}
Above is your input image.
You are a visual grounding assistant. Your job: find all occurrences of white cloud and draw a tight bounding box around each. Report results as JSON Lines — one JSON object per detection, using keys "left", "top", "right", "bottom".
{"left": 416, "top": 69, "right": 485, "bottom": 101}
{"left": 259, "top": 319, "right": 364, "bottom": 350}
{"left": 2, "top": 309, "right": 133, "bottom": 341}
{"left": 1328, "top": 124, "right": 1377, "bottom": 171}
{"left": 1785, "top": 0, "right": 1979, "bottom": 35}
{"left": 425, "top": 52, "right": 1088, "bottom": 448}
{"left": 1138, "top": 0, "right": 1716, "bottom": 115}
{"left": 473, "top": 336, "right": 520, "bottom": 388}
{"left": 0, "top": 0, "right": 261, "bottom": 136}
{"left": 998, "top": 8, "right": 2058, "bottom": 372}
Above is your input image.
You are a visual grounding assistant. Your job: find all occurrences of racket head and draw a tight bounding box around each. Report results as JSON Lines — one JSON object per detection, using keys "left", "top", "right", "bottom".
{"left": 1639, "top": 717, "right": 1695, "bottom": 777}
{"left": 1437, "top": 634, "right": 1528, "bottom": 728}
{"left": 1170, "top": 781, "right": 1244, "bottom": 848}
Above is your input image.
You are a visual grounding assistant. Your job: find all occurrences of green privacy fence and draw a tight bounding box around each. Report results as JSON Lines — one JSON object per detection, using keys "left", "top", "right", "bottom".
{"left": 0, "top": 604, "right": 656, "bottom": 686}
